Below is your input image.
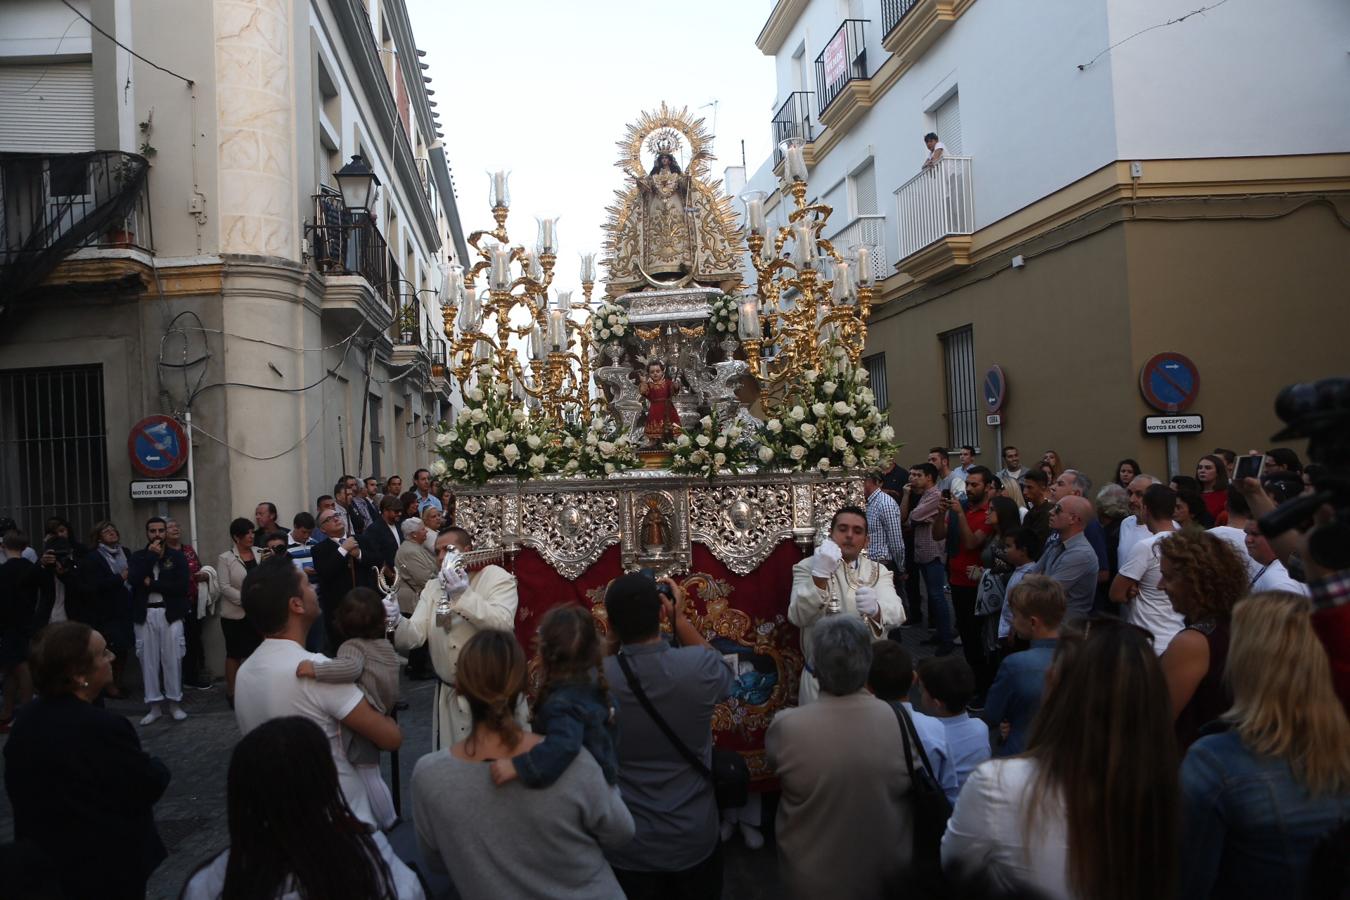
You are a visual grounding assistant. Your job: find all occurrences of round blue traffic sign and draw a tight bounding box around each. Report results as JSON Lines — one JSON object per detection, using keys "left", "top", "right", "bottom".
{"left": 1139, "top": 352, "right": 1200, "bottom": 413}
{"left": 127, "top": 415, "right": 189, "bottom": 478}
{"left": 983, "top": 364, "right": 1006, "bottom": 413}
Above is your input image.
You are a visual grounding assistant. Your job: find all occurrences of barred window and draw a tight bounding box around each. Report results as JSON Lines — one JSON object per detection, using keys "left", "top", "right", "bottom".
{"left": 940, "top": 326, "right": 979, "bottom": 450}
{"left": 863, "top": 352, "right": 888, "bottom": 410}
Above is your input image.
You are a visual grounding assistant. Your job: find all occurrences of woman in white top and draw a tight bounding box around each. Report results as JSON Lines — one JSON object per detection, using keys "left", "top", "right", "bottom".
{"left": 180, "top": 715, "right": 423, "bottom": 900}
{"left": 941, "top": 618, "right": 1179, "bottom": 900}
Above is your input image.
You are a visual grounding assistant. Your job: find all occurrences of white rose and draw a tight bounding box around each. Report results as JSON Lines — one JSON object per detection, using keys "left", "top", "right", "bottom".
{"left": 881, "top": 425, "right": 895, "bottom": 441}
{"left": 446, "top": 429, "right": 459, "bottom": 442}
{"left": 812, "top": 402, "right": 828, "bottom": 417}
{"left": 865, "top": 448, "right": 881, "bottom": 463}
{"left": 607, "top": 314, "right": 617, "bottom": 324}
{"left": 822, "top": 380, "right": 837, "bottom": 394}
{"left": 512, "top": 409, "right": 527, "bottom": 424}
{"left": 727, "top": 426, "right": 742, "bottom": 441}
{"left": 691, "top": 450, "right": 708, "bottom": 464}
{"left": 469, "top": 408, "right": 487, "bottom": 424}
{"left": 861, "top": 387, "right": 876, "bottom": 404}
{"left": 613, "top": 325, "right": 625, "bottom": 336}
{"left": 483, "top": 453, "right": 500, "bottom": 471}
{"left": 605, "top": 462, "right": 616, "bottom": 474}
{"left": 843, "top": 449, "right": 857, "bottom": 467}
{"left": 527, "top": 434, "right": 542, "bottom": 449}
{"left": 430, "top": 458, "right": 448, "bottom": 476}
{"left": 767, "top": 419, "right": 782, "bottom": 433}
{"left": 696, "top": 435, "right": 711, "bottom": 447}
{"left": 453, "top": 458, "right": 467, "bottom": 471}
{"left": 758, "top": 445, "right": 775, "bottom": 463}
{"left": 466, "top": 387, "right": 484, "bottom": 402}
{"left": 565, "top": 459, "right": 579, "bottom": 472}
{"left": 833, "top": 401, "right": 851, "bottom": 415}
{"left": 800, "top": 423, "right": 817, "bottom": 439}
{"left": 598, "top": 441, "right": 616, "bottom": 455}
{"left": 715, "top": 321, "right": 726, "bottom": 332}
{"left": 850, "top": 426, "right": 866, "bottom": 443}
{"left": 677, "top": 434, "right": 691, "bottom": 447}
{"left": 817, "top": 457, "right": 831, "bottom": 471}
{"left": 789, "top": 406, "right": 805, "bottom": 422}
{"left": 600, "top": 328, "right": 611, "bottom": 339}
{"left": 714, "top": 453, "right": 727, "bottom": 467}
{"left": 435, "top": 431, "right": 452, "bottom": 448}
{"left": 529, "top": 454, "right": 547, "bottom": 469}
{"left": 586, "top": 431, "right": 599, "bottom": 446}
{"left": 789, "top": 445, "right": 807, "bottom": 460}
{"left": 464, "top": 437, "right": 482, "bottom": 456}
{"left": 486, "top": 428, "right": 506, "bottom": 445}
{"left": 714, "top": 436, "right": 727, "bottom": 449}
{"left": 803, "top": 369, "right": 818, "bottom": 383}
{"left": 700, "top": 415, "right": 713, "bottom": 430}
{"left": 563, "top": 435, "right": 576, "bottom": 449}
{"left": 503, "top": 444, "right": 520, "bottom": 464}
{"left": 832, "top": 435, "right": 848, "bottom": 451}
{"left": 855, "top": 367, "right": 869, "bottom": 382}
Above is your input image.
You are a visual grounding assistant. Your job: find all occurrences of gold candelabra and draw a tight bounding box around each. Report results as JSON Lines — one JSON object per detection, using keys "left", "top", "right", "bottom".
{"left": 743, "top": 151, "right": 874, "bottom": 397}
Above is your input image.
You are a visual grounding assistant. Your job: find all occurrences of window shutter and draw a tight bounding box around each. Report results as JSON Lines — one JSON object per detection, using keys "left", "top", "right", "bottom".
{"left": 0, "top": 63, "right": 96, "bottom": 153}
{"left": 935, "top": 93, "right": 962, "bottom": 156}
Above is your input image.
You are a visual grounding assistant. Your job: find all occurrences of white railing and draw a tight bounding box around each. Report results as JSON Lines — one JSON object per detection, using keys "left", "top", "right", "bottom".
{"left": 894, "top": 156, "right": 973, "bottom": 261}
{"left": 826, "top": 214, "right": 889, "bottom": 282}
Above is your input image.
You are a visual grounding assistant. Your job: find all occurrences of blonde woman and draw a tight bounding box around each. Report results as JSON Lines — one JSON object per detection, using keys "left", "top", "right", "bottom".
{"left": 1179, "top": 592, "right": 1350, "bottom": 898}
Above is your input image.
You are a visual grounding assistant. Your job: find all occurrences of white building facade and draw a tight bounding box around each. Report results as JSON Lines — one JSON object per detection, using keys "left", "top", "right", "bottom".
{"left": 0, "top": 0, "right": 468, "bottom": 558}
{"left": 742, "top": 0, "right": 1350, "bottom": 477}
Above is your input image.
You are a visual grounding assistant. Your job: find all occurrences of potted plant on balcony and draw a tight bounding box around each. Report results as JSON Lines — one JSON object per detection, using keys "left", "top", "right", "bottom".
{"left": 397, "top": 305, "right": 418, "bottom": 345}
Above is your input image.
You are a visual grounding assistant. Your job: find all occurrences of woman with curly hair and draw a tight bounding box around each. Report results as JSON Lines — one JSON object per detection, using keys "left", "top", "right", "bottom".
{"left": 1157, "top": 530, "right": 1250, "bottom": 749}
{"left": 1040, "top": 450, "right": 1065, "bottom": 480}
{"left": 1113, "top": 458, "right": 1141, "bottom": 491}
{"left": 1179, "top": 592, "right": 1350, "bottom": 897}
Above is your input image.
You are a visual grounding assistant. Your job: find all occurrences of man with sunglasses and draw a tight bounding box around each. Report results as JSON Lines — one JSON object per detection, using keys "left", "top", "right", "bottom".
{"left": 1033, "top": 496, "right": 1098, "bottom": 620}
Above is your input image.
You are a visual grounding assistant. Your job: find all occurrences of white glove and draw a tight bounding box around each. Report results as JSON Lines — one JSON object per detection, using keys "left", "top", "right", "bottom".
{"left": 439, "top": 549, "right": 470, "bottom": 599}
{"left": 854, "top": 585, "right": 879, "bottom": 618}
{"left": 381, "top": 593, "right": 402, "bottom": 630}
{"left": 810, "top": 539, "right": 843, "bottom": 580}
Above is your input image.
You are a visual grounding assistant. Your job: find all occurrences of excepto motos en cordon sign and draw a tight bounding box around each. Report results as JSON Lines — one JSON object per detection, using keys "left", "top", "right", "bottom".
{"left": 1143, "top": 415, "right": 1204, "bottom": 435}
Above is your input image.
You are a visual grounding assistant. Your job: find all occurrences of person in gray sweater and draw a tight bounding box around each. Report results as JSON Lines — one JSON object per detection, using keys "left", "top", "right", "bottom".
{"left": 411, "top": 629, "right": 633, "bottom": 900}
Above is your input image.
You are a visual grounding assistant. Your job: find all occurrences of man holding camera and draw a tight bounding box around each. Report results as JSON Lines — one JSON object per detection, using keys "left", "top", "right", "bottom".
{"left": 790, "top": 506, "right": 904, "bottom": 705}
{"left": 129, "top": 517, "right": 191, "bottom": 725}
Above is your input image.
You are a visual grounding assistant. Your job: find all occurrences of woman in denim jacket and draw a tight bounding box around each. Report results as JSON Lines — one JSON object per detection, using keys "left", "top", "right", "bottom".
{"left": 491, "top": 604, "right": 617, "bottom": 788}
{"left": 1180, "top": 591, "right": 1350, "bottom": 898}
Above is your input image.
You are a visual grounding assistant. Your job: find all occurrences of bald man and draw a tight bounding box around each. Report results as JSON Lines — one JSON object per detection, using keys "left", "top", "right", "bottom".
{"left": 1033, "top": 495, "right": 1099, "bottom": 619}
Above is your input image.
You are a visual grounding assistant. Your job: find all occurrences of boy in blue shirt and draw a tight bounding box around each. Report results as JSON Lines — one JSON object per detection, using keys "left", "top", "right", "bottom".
{"left": 868, "top": 640, "right": 961, "bottom": 804}
{"left": 916, "top": 654, "right": 989, "bottom": 792}
{"left": 983, "top": 575, "right": 1064, "bottom": 756}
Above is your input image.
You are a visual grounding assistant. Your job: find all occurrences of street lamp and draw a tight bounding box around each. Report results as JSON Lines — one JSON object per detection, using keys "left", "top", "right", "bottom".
{"left": 334, "top": 154, "right": 380, "bottom": 213}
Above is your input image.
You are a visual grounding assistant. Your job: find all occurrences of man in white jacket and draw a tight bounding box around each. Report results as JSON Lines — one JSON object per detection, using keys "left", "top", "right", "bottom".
{"left": 790, "top": 505, "right": 904, "bottom": 705}
{"left": 389, "top": 526, "right": 521, "bottom": 749}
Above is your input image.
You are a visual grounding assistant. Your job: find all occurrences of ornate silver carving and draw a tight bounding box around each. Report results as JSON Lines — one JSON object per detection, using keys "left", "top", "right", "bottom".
{"left": 517, "top": 490, "right": 621, "bottom": 579}
{"left": 688, "top": 481, "right": 795, "bottom": 575}
{"left": 617, "top": 286, "right": 719, "bottom": 323}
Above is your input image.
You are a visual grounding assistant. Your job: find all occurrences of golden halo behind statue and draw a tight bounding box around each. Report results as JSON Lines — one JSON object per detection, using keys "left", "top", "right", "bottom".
{"left": 618, "top": 102, "right": 714, "bottom": 182}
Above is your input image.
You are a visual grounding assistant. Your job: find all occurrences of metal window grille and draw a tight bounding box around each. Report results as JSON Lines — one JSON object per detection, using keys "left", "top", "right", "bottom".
{"left": 864, "top": 352, "right": 889, "bottom": 410}
{"left": 0, "top": 365, "right": 110, "bottom": 541}
{"left": 940, "top": 326, "right": 979, "bottom": 450}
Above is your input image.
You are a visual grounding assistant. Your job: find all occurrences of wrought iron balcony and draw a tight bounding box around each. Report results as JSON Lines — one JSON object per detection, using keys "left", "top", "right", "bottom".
{"left": 826, "top": 213, "right": 889, "bottom": 282}
{"left": 814, "top": 20, "right": 869, "bottom": 116}
{"left": 393, "top": 298, "right": 421, "bottom": 346}
{"left": 308, "top": 192, "right": 395, "bottom": 306}
{"left": 894, "top": 155, "right": 974, "bottom": 277}
{"left": 0, "top": 151, "right": 152, "bottom": 297}
{"left": 880, "top": 0, "right": 921, "bottom": 41}
{"left": 771, "top": 92, "right": 815, "bottom": 167}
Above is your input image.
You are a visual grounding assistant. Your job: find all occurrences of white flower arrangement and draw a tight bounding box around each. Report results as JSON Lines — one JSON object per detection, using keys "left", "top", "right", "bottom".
{"left": 590, "top": 301, "right": 630, "bottom": 346}
{"left": 708, "top": 294, "right": 740, "bottom": 337}
{"left": 759, "top": 341, "right": 901, "bottom": 471}
{"left": 434, "top": 384, "right": 558, "bottom": 485}
{"left": 569, "top": 417, "right": 640, "bottom": 477}
{"left": 667, "top": 408, "right": 761, "bottom": 478}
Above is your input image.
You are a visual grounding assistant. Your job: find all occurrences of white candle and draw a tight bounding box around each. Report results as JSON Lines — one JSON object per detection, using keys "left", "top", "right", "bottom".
{"left": 519, "top": 249, "right": 535, "bottom": 281}
{"left": 792, "top": 221, "right": 815, "bottom": 267}
{"left": 832, "top": 259, "right": 853, "bottom": 303}
{"left": 782, "top": 142, "right": 808, "bottom": 182}
{"left": 490, "top": 170, "right": 509, "bottom": 208}
{"left": 553, "top": 289, "right": 572, "bottom": 311}
{"left": 537, "top": 217, "right": 558, "bottom": 254}
{"left": 456, "top": 291, "right": 476, "bottom": 332}
{"left": 854, "top": 245, "right": 872, "bottom": 285}
{"left": 738, "top": 299, "right": 761, "bottom": 339}
{"left": 529, "top": 323, "right": 544, "bottom": 360}
{"left": 579, "top": 252, "right": 596, "bottom": 283}
{"left": 549, "top": 309, "right": 568, "bottom": 351}
{"left": 473, "top": 336, "right": 491, "bottom": 360}
{"left": 490, "top": 244, "right": 512, "bottom": 289}
{"left": 742, "top": 192, "right": 766, "bottom": 234}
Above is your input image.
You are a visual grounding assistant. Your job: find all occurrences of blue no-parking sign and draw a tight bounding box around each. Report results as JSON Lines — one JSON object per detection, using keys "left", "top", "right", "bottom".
{"left": 1139, "top": 353, "right": 1200, "bottom": 413}
{"left": 127, "top": 415, "right": 188, "bottom": 478}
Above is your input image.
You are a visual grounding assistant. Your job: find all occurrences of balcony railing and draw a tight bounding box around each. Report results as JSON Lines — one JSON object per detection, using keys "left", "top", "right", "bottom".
{"left": 894, "top": 156, "right": 974, "bottom": 261}
{"left": 827, "top": 214, "right": 889, "bottom": 282}
{"left": 309, "top": 192, "right": 394, "bottom": 307}
{"left": 814, "top": 20, "right": 869, "bottom": 116}
{"left": 0, "top": 151, "right": 152, "bottom": 295}
{"left": 771, "top": 92, "right": 815, "bottom": 167}
{"left": 880, "top": 0, "right": 922, "bottom": 42}
{"left": 393, "top": 299, "right": 421, "bottom": 346}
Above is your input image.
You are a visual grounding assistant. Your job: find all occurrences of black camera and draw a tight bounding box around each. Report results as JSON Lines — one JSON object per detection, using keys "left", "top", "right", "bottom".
{"left": 638, "top": 567, "right": 674, "bottom": 599}
{"left": 1258, "top": 377, "right": 1350, "bottom": 570}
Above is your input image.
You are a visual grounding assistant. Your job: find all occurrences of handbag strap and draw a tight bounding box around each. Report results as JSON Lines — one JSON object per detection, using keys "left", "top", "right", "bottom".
{"left": 891, "top": 701, "right": 941, "bottom": 785}
{"left": 616, "top": 650, "right": 712, "bottom": 780}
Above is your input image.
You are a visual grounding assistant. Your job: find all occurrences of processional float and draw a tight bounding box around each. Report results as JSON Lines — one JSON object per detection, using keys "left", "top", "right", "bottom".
{"left": 430, "top": 104, "right": 897, "bottom": 779}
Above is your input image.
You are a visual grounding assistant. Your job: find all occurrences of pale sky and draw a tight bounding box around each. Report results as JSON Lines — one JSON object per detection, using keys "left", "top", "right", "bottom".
{"left": 406, "top": 0, "right": 777, "bottom": 295}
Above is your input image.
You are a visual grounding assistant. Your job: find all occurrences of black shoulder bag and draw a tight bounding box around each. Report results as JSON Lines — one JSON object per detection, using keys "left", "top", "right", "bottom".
{"left": 891, "top": 701, "right": 954, "bottom": 876}
{"left": 616, "top": 651, "right": 750, "bottom": 810}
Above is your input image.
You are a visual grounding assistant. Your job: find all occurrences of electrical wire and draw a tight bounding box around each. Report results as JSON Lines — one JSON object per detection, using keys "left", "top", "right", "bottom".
{"left": 1078, "top": 0, "right": 1233, "bottom": 71}
{"left": 59, "top": 0, "right": 194, "bottom": 85}
{"left": 189, "top": 389, "right": 335, "bottom": 461}
{"left": 0, "top": 15, "right": 82, "bottom": 97}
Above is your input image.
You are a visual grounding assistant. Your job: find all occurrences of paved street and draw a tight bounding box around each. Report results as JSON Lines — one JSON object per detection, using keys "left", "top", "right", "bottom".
{"left": 0, "top": 620, "right": 936, "bottom": 899}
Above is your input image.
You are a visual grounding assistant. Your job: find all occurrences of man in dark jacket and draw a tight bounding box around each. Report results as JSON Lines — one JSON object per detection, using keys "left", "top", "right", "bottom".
{"left": 0, "top": 530, "right": 41, "bottom": 729}
{"left": 81, "top": 522, "right": 134, "bottom": 697}
{"left": 128, "top": 517, "right": 191, "bottom": 725}
{"left": 311, "top": 508, "right": 372, "bottom": 654}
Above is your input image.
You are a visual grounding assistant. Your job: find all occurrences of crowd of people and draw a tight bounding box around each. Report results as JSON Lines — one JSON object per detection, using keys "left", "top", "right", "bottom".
{"left": 1, "top": 442, "right": 1348, "bottom": 899}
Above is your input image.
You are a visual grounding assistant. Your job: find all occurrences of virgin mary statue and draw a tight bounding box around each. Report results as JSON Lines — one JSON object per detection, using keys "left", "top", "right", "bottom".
{"left": 637, "top": 151, "right": 692, "bottom": 281}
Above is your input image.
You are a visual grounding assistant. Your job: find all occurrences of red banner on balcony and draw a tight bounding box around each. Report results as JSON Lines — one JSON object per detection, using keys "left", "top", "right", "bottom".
{"left": 823, "top": 28, "right": 849, "bottom": 86}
